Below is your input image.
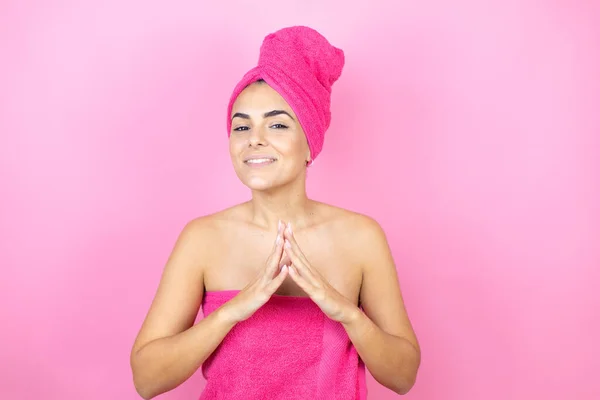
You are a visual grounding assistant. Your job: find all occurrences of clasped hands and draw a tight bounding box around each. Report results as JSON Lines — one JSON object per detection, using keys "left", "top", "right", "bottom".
{"left": 225, "top": 220, "right": 360, "bottom": 325}
{"left": 275, "top": 220, "right": 359, "bottom": 325}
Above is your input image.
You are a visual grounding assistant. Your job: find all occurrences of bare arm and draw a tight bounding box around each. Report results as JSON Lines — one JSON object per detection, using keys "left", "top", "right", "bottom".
{"left": 279, "top": 217, "right": 420, "bottom": 394}
{"left": 130, "top": 218, "right": 290, "bottom": 399}
{"left": 341, "top": 218, "right": 421, "bottom": 395}
{"left": 129, "top": 219, "right": 235, "bottom": 399}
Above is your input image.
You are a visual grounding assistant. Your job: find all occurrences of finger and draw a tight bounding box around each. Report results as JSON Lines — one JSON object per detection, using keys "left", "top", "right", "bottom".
{"left": 264, "top": 220, "right": 287, "bottom": 279}
{"left": 287, "top": 265, "right": 315, "bottom": 294}
{"left": 265, "top": 234, "right": 285, "bottom": 278}
{"left": 283, "top": 224, "right": 311, "bottom": 266}
{"left": 283, "top": 229, "right": 326, "bottom": 282}
{"left": 284, "top": 240, "right": 320, "bottom": 287}
{"left": 265, "top": 265, "right": 288, "bottom": 293}
{"left": 278, "top": 253, "right": 291, "bottom": 269}
{"left": 271, "top": 220, "right": 285, "bottom": 251}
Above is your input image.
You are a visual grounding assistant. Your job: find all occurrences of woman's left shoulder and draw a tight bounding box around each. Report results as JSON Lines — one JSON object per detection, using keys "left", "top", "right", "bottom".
{"left": 316, "top": 202, "right": 387, "bottom": 242}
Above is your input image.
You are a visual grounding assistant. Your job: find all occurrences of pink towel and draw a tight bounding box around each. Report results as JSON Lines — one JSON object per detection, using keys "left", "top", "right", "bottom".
{"left": 226, "top": 26, "right": 345, "bottom": 164}
{"left": 199, "top": 290, "right": 367, "bottom": 400}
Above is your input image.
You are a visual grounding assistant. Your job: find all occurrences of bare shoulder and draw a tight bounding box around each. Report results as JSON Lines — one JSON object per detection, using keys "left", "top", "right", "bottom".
{"left": 319, "top": 203, "right": 419, "bottom": 354}
{"left": 314, "top": 202, "right": 387, "bottom": 247}
{"left": 185, "top": 203, "right": 248, "bottom": 241}
{"left": 130, "top": 207, "right": 241, "bottom": 356}
{"left": 174, "top": 215, "right": 218, "bottom": 260}
{"left": 180, "top": 214, "right": 217, "bottom": 240}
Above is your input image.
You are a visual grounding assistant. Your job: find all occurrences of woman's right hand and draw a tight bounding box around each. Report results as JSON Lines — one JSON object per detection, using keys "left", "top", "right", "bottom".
{"left": 220, "top": 220, "right": 289, "bottom": 323}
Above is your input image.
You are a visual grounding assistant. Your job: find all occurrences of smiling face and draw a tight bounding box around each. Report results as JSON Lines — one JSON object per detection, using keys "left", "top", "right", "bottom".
{"left": 229, "top": 81, "right": 311, "bottom": 191}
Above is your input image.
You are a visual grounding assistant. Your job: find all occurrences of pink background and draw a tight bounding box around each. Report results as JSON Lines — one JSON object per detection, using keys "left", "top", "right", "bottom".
{"left": 1, "top": 1, "right": 599, "bottom": 399}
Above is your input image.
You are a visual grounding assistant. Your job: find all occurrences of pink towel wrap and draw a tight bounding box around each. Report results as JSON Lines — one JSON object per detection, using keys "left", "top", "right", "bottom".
{"left": 226, "top": 26, "right": 345, "bottom": 164}
{"left": 199, "top": 290, "right": 367, "bottom": 400}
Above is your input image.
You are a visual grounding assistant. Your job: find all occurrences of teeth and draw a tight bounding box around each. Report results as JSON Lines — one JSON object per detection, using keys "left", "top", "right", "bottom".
{"left": 246, "top": 158, "right": 275, "bottom": 164}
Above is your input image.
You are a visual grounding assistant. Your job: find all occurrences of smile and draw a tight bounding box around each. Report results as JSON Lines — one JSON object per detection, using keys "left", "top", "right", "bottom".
{"left": 244, "top": 158, "right": 277, "bottom": 167}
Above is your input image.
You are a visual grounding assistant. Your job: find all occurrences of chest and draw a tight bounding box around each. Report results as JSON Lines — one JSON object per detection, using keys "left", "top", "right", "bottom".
{"left": 204, "top": 230, "right": 362, "bottom": 303}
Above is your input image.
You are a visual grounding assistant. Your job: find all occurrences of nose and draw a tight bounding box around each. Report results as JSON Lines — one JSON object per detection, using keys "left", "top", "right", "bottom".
{"left": 248, "top": 125, "right": 267, "bottom": 147}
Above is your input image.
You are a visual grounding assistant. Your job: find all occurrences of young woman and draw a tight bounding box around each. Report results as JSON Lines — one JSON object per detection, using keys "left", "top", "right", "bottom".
{"left": 130, "top": 26, "right": 420, "bottom": 399}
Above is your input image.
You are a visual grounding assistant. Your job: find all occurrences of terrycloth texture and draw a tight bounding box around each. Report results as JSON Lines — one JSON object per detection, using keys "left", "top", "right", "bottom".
{"left": 226, "top": 26, "right": 345, "bottom": 164}
{"left": 199, "top": 290, "right": 367, "bottom": 400}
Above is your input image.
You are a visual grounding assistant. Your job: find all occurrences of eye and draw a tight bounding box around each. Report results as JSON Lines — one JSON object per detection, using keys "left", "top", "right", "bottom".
{"left": 270, "top": 123, "right": 288, "bottom": 129}
{"left": 233, "top": 126, "right": 249, "bottom": 132}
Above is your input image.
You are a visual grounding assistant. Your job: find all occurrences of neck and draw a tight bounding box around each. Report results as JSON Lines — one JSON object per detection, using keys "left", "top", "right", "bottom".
{"left": 248, "top": 177, "right": 313, "bottom": 231}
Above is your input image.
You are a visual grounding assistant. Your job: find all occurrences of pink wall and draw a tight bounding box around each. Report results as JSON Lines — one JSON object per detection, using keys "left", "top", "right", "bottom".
{"left": 1, "top": 1, "right": 599, "bottom": 399}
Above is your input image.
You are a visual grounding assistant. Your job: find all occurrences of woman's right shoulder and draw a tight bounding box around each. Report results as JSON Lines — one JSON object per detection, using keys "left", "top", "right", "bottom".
{"left": 180, "top": 203, "right": 248, "bottom": 240}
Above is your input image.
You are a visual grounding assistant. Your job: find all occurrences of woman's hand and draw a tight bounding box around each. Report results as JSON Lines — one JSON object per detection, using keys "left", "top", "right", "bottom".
{"left": 282, "top": 223, "right": 359, "bottom": 324}
{"left": 221, "top": 221, "right": 289, "bottom": 323}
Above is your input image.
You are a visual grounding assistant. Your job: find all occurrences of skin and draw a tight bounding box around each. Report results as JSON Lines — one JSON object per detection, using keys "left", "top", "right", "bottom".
{"left": 130, "top": 81, "right": 421, "bottom": 399}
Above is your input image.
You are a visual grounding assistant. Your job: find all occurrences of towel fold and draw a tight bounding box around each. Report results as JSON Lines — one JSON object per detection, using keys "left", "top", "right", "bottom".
{"left": 199, "top": 290, "right": 366, "bottom": 400}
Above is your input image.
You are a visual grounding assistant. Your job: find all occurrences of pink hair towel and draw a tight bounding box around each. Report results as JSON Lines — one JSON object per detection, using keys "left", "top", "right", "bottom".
{"left": 226, "top": 26, "right": 345, "bottom": 164}
{"left": 199, "top": 290, "right": 367, "bottom": 399}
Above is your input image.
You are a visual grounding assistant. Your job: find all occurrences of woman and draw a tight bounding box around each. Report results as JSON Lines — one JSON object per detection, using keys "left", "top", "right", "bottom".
{"left": 130, "top": 26, "right": 420, "bottom": 399}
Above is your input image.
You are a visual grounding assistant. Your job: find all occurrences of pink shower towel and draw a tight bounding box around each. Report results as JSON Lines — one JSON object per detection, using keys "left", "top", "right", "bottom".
{"left": 226, "top": 26, "right": 345, "bottom": 164}
{"left": 199, "top": 290, "right": 367, "bottom": 400}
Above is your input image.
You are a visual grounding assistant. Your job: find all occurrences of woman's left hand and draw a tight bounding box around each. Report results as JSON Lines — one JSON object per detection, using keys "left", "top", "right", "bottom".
{"left": 282, "top": 223, "right": 359, "bottom": 324}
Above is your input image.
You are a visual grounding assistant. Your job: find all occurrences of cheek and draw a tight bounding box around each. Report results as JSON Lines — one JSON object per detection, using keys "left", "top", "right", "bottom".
{"left": 270, "top": 134, "right": 307, "bottom": 156}
{"left": 229, "top": 138, "right": 244, "bottom": 156}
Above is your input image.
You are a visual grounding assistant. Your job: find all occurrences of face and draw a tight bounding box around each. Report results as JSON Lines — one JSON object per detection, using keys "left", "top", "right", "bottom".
{"left": 229, "top": 82, "right": 311, "bottom": 191}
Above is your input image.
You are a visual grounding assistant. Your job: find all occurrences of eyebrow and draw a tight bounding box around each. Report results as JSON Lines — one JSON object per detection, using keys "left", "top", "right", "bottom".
{"left": 231, "top": 110, "right": 295, "bottom": 121}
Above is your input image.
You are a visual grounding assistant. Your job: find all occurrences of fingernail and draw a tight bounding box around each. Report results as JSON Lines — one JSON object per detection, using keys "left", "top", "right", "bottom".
{"left": 278, "top": 220, "right": 283, "bottom": 231}
{"left": 284, "top": 239, "right": 291, "bottom": 248}
{"left": 287, "top": 222, "right": 293, "bottom": 234}
{"left": 276, "top": 235, "right": 281, "bottom": 245}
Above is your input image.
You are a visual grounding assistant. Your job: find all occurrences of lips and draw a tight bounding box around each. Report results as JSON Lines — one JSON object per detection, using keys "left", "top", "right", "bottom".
{"left": 243, "top": 155, "right": 278, "bottom": 166}
{"left": 245, "top": 159, "right": 276, "bottom": 168}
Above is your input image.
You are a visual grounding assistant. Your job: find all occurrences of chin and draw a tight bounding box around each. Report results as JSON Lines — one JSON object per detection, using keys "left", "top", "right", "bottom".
{"left": 232, "top": 163, "right": 303, "bottom": 191}
{"left": 241, "top": 176, "right": 281, "bottom": 191}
